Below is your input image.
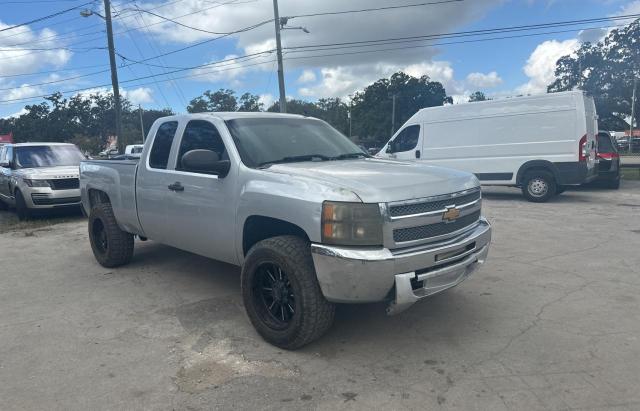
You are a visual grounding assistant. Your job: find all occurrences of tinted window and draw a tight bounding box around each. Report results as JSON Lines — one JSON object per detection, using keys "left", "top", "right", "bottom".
{"left": 149, "top": 121, "right": 178, "bottom": 169}
{"left": 597, "top": 133, "right": 616, "bottom": 153}
{"left": 392, "top": 125, "right": 420, "bottom": 152}
{"left": 226, "top": 117, "right": 365, "bottom": 167}
{"left": 14, "top": 145, "right": 85, "bottom": 168}
{"left": 176, "top": 120, "right": 227, "bottom": 171}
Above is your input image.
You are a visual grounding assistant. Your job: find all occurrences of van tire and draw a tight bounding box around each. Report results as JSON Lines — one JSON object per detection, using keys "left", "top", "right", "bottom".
{"left": 522, "top": 170, "right": 556, "bottom": 202}
{"left": 241, "top": 235, "right": 335, "bottom": 349}
{"left": 15, "top": 189, "right": 31, "bottom": 220}
{"left": 88, "top": 203, "right": 134, "bottom": 267}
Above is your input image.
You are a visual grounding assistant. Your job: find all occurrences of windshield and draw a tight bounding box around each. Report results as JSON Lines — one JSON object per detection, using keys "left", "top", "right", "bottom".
{"left": 225, "top": 117, "right": 367, "bottom": 167}
{"left": 15, "top": 145, "right": 85, "bottom": 168}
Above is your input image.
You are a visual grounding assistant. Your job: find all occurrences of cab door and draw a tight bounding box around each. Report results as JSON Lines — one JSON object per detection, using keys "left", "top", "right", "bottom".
{"left": 0, "top": 146, "right": 13, "bottom": 201}
{"left": 383, "top": 125, "right": 422, "bottom": 160}
{"left": 160, "top": 119, "right": 239, "bottom": 265}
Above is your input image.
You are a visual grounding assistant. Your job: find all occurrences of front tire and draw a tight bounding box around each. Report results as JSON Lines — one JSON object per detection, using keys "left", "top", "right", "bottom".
{"left": 241, "top": 235, "right": 335, "bottom": 349}
{"left": 522, "top": 170, "right": 556, "bottom": 203}
{"left": 88, "top": 203, "right": 134, "bottom": 267}
{"left": 14, "top": 189, "right": 31, "bottom": 220}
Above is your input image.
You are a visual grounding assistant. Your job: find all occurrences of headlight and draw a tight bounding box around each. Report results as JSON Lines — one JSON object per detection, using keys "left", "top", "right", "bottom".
{"left": 23, "top": 179, "right": 50, "bottom": 187}
{"left": 321, "top": 201, "right": 383, "bottom": 246}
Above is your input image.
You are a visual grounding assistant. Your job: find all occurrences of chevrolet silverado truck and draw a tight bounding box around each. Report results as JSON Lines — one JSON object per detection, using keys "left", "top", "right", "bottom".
{"left": 80, "top": 113, "right": 492, "bottom": 349}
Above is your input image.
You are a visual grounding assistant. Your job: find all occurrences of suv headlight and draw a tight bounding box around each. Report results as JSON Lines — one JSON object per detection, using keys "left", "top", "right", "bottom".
{"left": 23, "top": 179, "right": 50, "bottom": 187}
{"left": 321, "top": 201, "right": 383, "bottom": 246}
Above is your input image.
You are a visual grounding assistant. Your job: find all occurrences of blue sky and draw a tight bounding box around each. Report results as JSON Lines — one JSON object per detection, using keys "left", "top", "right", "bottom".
{"left": 0, "top": 0, "right": 638, "bottom": 118}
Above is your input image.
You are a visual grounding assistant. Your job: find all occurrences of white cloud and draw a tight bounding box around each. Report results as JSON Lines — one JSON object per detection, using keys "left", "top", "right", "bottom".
{"left": 0, "top": 22, "right": 71, "bottom": 77}
{"left": 297, "top": 69, "right": 316, "bottom": 84}
{"left": 5, "top": 84, "right": 43, "bottom": 101}
{"left": 466, "top": 71, "right": 503, "bottom": 88}
{"left": 517, "top": 39, "right": 579, "bottom": 95}
{"left": 258, "top": 93, "right": 275, "bottom": 109}
{"left": 123, "top": 87, "right": 154, "bottom": 105}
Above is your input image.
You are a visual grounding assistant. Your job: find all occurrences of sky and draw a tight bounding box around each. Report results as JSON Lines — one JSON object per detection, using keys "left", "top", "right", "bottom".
{"left": 0, "top": 0, "right": 639, "bottom": 118}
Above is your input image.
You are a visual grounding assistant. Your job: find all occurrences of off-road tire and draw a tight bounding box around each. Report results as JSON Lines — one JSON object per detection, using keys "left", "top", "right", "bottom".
{"left": 88, "top": 203, "right": 134, "bottom": 267}
{"left": 241, "top": 235, "right": 335, "bottom": 349}
{"left": 522, "top": 170, "right": 556, "bottom": 203}
{"left": 14, "top": 189, "right": 31, "bottom": 220}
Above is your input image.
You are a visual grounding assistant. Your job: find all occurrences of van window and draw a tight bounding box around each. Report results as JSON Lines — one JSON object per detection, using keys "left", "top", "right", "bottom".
{"left": 391, "top": 125, "right": 420, "bottom": 152}
{"left": 597, "top": 133, "right": 616, "bottom": 154}
{"left": 149, "top": 121, "right": 178, "bottom": 169}
{"left": 176, "top": 120, "right": 227, "bottom": 172}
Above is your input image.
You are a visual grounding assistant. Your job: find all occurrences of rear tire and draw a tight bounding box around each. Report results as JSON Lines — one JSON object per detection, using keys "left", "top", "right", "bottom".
{"left": 14, "top": 189, "right": 31, "bottom": 220}
{"left": 88, "top": 203, "right": 134, "bottom": 267}
{"left": 241, "top": 235, "right": 335, "bottom": 349}
{"left": 521, "top": 170, "right": 556, "bottom": 203}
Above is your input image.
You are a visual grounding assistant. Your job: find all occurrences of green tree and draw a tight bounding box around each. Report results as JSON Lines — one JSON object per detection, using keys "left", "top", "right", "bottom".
{"left": 351, "top": 71, "right": 452, "bottom": 145}
{"left": 548, "top": 19, "right": 640, "bottom": 130}
{"left": 187, "top": 89, "right": 238, "bottom": 113}
{"left": 238, "top": 92, "right": 263, "bottom": 112}
{"left": 468, "top": 91, "right": 488, "bottom": 102}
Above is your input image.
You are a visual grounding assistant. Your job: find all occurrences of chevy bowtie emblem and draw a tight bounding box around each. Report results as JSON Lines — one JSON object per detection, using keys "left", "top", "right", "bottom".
{"left": 442, "top": 206, "right": 460, "bottom": 222}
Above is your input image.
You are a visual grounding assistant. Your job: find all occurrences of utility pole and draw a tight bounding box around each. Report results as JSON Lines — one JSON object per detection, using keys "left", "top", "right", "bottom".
{"left": 272, "top": 0, "right": 287, "bottom": 113}
{"left": 103, "top": 0, "right": 123, "bottom": 148}
{"left": 630, "top": 78, "right": 637, "bottom": 154}
{"left": 391, "top": 94, "right": 397, "bottom": 136}
{"left": 138, "top": 105, "right": 145, "bottom": 143}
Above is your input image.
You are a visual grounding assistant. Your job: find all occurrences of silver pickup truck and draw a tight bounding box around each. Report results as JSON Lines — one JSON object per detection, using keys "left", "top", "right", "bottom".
{"left": 80, "top": 112, "right": 492, "bottom": 349}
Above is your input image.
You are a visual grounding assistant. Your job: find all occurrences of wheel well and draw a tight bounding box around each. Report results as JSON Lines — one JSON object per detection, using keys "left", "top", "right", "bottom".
{"left": 242, "top": 216, "right": 309, "bottom": 256}
{"left": 516, "top": 161, "right": 558, "bottom": 185}
{"left": 88, "top": 189, "right": 111, "bottom": 208}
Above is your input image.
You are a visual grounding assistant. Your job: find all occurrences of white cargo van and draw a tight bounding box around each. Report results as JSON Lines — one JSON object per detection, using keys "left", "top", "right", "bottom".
{"left": 378, "top": 91, "right": 598, "bottom": 202}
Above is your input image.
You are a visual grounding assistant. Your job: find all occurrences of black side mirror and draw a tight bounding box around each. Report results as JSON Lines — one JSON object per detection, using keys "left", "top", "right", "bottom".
{"left": 181, "top": 149, "right": 230, "bottom": 177}
{"left": 386, "top": 141, "right": 395, "bottom": 154}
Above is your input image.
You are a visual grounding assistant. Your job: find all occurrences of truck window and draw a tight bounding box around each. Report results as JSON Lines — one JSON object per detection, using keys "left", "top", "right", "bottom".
{"left": 391, "top": 125, "right": 420, "bottom": 152}
{"left": 176, "top": 120, "right": 227, "bottom": 171}
{"left": 149, "top": 121, "right": 178, "bottom": 169}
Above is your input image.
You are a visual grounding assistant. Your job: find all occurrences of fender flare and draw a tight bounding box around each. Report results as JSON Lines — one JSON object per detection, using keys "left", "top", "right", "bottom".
{"left": 516, "top": 160, "right": 559, "bottom": 185}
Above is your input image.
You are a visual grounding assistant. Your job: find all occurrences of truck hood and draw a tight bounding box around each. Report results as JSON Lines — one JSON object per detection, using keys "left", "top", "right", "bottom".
{"left": 265, "top": 158, "right": 479, "bottom": 203}
{"left": 15, "top": 165, "right": 80, "bottom": 179}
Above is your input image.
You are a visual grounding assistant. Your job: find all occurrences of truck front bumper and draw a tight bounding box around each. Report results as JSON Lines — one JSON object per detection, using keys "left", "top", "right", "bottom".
{"left": 311, "top": 217, "right": 491, "bottom": 315}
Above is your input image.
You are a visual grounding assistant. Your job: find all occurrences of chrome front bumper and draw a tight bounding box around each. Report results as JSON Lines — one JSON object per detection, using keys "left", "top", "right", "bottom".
{"left": 311, "top": 217, "right": 491, "bottom": 315}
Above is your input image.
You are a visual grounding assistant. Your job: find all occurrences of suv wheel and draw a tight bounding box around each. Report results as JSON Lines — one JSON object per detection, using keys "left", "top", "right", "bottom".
{"left": 522, "top": 170, "right": 556, "bottom": 203}
{"left": 88, "top": 203, "right": 134, "bottom": 267}
{"left": 241, "top": 235, "right": 335, "bottom": 349}
{"left": 14, "top": 189, "right": 31, "bottom": 220}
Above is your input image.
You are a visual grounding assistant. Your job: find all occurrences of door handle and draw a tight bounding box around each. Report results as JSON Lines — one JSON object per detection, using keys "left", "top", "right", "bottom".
{"left": 415, "top": 150, "right": 421, "bottom": 159}
{"left": 168, "top": 182, "right": 184, "bottom": 192}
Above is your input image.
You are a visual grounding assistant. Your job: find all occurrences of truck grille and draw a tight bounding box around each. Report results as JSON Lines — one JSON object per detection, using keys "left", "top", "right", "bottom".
{"left": 49, "top": 178, "right": 79, "bottom": 190}
{"left": 389, "top": 189, "right": 480, "bottom": 217}
{"left": 393, "top": 210, "right": 481, "bottom": 243}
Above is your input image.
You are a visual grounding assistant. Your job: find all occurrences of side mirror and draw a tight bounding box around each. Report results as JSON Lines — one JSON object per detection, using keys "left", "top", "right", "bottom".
{"left": 181, "top": 149, "right": 230, "bottom": 177}
{"left": 386, "top": 141, "right": 395, "bottom": 154}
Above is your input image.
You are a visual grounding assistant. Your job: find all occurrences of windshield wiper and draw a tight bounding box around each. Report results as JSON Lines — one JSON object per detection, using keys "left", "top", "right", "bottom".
{"left": 257, "top": 154, "right": 331, "bottom": 168}
{"left": 329, "top": 152, "right": 370, "bottom": 160}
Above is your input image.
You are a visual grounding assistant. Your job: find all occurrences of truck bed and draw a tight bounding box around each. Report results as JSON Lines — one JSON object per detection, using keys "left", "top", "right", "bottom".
{"left": 80, "top": 159, "right": 142, "bottom": 235}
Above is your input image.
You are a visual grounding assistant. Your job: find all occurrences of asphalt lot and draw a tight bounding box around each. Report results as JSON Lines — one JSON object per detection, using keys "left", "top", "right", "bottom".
{"left": 1, "top": 182, "right": 639, "bottom": 410}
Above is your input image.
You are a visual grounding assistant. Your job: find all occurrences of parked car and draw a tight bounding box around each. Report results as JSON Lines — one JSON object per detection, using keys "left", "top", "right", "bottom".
{"left": 377, "top": 90, "right": 598, "bottom": 202}
{"left": 80, "top": 112, "right": 492, "bottom": 349}
{"left": 595, "top": 131, "right": 620, "bottom": 189}
{"left": 124, "top": 144, "right": 144, "bottom": 155}
{"left": 615, "top": 135, "right": 629, "bottom": 151}
{"left": 615, "top": 136, "right": 640, "bottom": 153}
{"left": 0, "top": 143, "right": 85, "bottom": 219}
{"left": 99, "top": 148, "right": 119, "bottom": 158}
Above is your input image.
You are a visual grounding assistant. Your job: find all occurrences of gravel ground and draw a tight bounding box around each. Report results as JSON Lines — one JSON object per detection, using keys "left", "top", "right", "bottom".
{"left": 0, "top": 182, "right": 639, "bottom": 410}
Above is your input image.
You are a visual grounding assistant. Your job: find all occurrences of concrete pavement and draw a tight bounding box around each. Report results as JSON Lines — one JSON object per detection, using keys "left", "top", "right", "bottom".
{"left": 1, "top": 182, "right": 639, "bottom": 410}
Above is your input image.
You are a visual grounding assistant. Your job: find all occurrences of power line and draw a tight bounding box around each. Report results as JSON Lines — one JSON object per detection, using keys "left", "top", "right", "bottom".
{"left": 0, "top": 2, "right": 93, "bottom": 33}
{"left": 286, "top": 0, "right": 463, "bottom": 19}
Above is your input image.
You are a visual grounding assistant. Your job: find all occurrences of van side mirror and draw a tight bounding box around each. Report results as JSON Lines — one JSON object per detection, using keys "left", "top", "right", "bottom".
{"left": 181, "top": 149, "right": 230, "bottom": 177}
{"left": 386, "top": 142, "right": 395, "bottom": 154}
